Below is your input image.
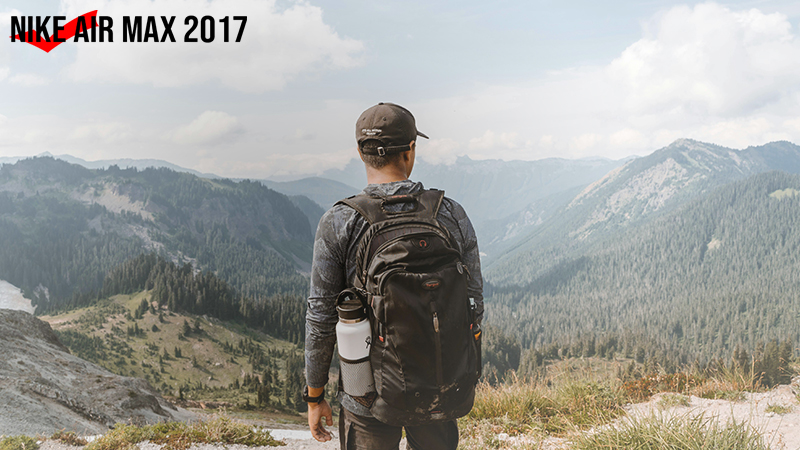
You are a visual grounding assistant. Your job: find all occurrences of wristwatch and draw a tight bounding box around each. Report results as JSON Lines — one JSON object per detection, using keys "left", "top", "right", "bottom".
{"left": 303, "top": 385, "right": 324, "bottom": 404}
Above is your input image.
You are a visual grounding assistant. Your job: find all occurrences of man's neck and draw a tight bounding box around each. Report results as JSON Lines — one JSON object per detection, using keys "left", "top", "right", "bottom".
{"left": 365, "top": 166, "right": 409, "bottom": 185}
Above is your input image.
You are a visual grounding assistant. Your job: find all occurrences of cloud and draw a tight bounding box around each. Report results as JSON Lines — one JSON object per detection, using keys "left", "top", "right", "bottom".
{"left": 418, "top": 2, "right": 800, "bottom": 162}
{"left": 419, "top": 138, "right": 462, "bottom": 165}
{"left": 60, "top": 0, "right": 364, "bottom": 93}
{"left": 172, "top": 111, "right": 241, "bottom": 145}
{"left": 469, "top": 130, "right": 522, "bottom": 151}
{"left": 8, "top": 74, "right": 50, "bottom": 86}
{"left": 607, "top": 3, "right": 800, "bottom": 117}
{"left": 69, "top": 122, "right": 134, "bottom": 144}
{"left": 0, "top": 99, "right": 364, "bottom": 179}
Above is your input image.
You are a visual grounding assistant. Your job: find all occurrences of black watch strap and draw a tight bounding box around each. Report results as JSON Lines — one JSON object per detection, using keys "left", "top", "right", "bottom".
{"left": 303, "top": 386, "right": 324, "bottom": 403}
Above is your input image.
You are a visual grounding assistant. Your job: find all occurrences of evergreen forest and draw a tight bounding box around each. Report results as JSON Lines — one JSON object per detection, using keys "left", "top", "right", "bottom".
{"left": 485, "top": 171, "right": 800, "bottom": 376}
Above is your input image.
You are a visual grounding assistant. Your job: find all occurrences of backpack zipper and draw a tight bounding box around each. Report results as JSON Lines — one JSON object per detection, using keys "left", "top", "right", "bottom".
{"left": 431, "top": 303, "right": 444, "bottom": 386}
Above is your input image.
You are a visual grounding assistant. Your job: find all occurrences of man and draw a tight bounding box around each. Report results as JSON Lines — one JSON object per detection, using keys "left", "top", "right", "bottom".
{"left": 304, "top": 102, "right": 483, "bottom": 449}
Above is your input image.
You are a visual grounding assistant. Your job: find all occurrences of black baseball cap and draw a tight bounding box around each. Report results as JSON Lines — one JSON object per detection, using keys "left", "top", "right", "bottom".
{"left": 356, "top": 102, "right": 429, "bottom": 156}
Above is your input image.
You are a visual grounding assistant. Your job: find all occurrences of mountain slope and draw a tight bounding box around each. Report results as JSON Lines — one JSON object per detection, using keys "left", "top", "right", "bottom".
{"left": 43, "top": 291, "right": 305, "bottom": 410}
{"left": 0, "top": 157, "right": 310, "bottom": 312}
{"left": 487, "top": 171, "right": 800, "bottom": 364}
{"left": 489, "top": 140, "right": 800, "bottom": 284}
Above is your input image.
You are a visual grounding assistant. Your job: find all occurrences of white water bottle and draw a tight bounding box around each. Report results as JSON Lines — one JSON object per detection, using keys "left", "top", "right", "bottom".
{"left": 336, "top": 290, "right": 375, "bottom": 397}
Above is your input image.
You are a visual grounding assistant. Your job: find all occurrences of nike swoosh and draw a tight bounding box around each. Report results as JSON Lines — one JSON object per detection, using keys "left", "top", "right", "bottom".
{"left": 11, "top": 11, "right": 98, "bottom": 53}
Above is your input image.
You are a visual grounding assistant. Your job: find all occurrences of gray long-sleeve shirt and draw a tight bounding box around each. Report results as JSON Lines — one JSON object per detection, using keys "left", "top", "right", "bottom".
{"left": 304, "top": 179, "right": 483, "bottom": 416}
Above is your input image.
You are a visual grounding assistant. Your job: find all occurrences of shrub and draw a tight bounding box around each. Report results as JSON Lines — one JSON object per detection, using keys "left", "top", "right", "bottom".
{"left": 49, "top": 430, "right": 88, "bottom": 446}
{"left": 0, "top": 436, "right": 39, "bottom": 450}
{"left": 85, "top": 416, "right": 282, "bottom": 450}
{"left": 765, "top": 404, "right": 792, "bottom": 415}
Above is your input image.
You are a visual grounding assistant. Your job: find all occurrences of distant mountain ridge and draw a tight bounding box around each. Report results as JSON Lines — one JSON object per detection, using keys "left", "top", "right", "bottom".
{"left": 0, "top": 152, "right": 221, "bottom": 178}
{"left": 280, "top": 155, "right": 629, "bottom": 256}
{"left": 488, "top": 139, "right": 800, "bottom": 284}
{"left": 2, "top": 152, "right": 630, "bottom": 247}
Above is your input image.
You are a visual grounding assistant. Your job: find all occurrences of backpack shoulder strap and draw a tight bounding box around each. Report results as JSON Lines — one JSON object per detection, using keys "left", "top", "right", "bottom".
{"left": 335, "top": 189, "right": 445, "bottom": 225}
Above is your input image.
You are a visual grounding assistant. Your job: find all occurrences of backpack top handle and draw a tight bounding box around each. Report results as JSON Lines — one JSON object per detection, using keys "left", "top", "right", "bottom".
{"left": 381, "top": 193, "right": 421, "bottom": 214}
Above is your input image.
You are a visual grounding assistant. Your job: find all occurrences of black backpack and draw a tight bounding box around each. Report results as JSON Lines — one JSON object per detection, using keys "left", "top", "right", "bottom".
{"left": 337, "top": 189, "right": 480, "bottom": 426}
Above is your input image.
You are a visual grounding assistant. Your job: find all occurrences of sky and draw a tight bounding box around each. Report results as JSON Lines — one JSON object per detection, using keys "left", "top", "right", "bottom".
{"left": 2, "top": 0, "right": 800, "bottom": 179}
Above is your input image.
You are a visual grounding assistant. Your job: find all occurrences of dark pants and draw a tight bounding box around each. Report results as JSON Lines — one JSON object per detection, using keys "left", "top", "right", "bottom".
{"left": 339, "top": 406, "right": 459, "bottom": 450}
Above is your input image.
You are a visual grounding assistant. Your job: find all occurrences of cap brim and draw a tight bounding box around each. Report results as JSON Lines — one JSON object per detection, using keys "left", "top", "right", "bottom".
{"left": 416, "top": 131, "right": 429, "bottom": 139}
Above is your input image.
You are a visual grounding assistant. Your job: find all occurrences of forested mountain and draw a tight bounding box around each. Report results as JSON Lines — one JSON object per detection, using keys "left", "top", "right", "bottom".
{"left": 0, "top": 152, "right": 219, "bottom": 178}
{"left": 487, "top": 171, "right": 800, "bottom": 369}
{"left": 99, "top": 253, "right": 305, "bottom": 343}
{"left": 488, "top": 140, "right": 800, "bottom": 284}
{"left": 0, "top": 157, "right": 311, "bottom": 313}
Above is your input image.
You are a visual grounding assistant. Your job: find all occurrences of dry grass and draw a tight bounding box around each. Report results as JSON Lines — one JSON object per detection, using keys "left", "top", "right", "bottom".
{"left": 459, "top": 359, "right": 775, "bottom": 449}
{"left": 84, "top": 416, "right": 282, "bottom": 450}
{"left": 691, "top": 365, "right": 761, "bottom": 401}
{"left": 460, "top": 367, "right": 627, "bottom": 450}
{"left": 622, "top": 364, "right": 762, "bottom": 402}
{"left": 657, "top": 393, "right": 690, "bottom": 409}
{"left": 573, "top": 412, "right": 768, "bottom": 450}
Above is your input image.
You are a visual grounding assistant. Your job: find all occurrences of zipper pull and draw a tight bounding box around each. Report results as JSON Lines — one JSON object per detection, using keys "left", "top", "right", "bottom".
{"left": 433, "top": 312, "right": 440, "bottom": 333}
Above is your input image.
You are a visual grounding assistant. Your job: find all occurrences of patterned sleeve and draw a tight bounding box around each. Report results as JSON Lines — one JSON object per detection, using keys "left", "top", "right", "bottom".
{"left": 441, "top": 198, "right": 484, "bottom": 324}
{"left": 304, "top": 205, "right": 350, "bottom": 389}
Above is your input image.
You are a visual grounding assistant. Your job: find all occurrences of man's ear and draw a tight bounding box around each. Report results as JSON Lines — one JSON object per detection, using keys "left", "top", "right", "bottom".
{"left": 357, "top": 147, "right": 365, "bottom": 162}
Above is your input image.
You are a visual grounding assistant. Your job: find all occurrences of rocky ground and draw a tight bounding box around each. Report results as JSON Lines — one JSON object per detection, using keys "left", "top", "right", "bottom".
{"left": 0, "top": 309, "right": 195, "bottom": 436}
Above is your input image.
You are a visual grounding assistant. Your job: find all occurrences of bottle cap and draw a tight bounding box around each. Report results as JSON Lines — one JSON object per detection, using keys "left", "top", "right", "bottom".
{"left": 337, "top": 291, "right": 367, "bottom": 320}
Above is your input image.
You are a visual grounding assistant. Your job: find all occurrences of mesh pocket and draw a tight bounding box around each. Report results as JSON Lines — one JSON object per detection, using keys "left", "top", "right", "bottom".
{"left": 341, "top": 359, "right": 375, "bottom": 397}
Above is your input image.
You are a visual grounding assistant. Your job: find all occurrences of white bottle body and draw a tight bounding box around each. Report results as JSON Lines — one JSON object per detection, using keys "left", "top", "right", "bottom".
{"left": 337, "top": 317, "right": 375, "bottom": 396}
